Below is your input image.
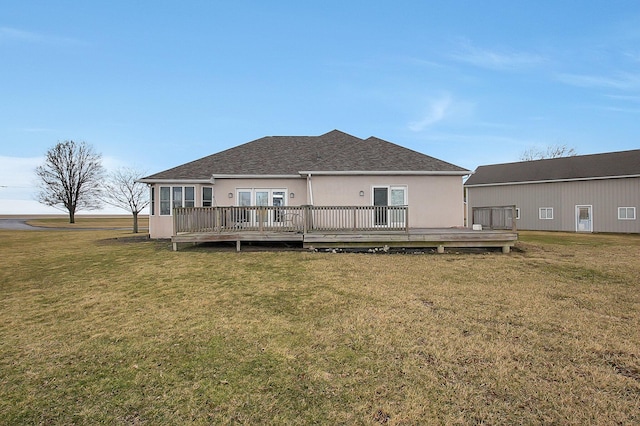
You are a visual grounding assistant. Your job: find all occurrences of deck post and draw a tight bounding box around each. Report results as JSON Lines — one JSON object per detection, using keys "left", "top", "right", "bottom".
{"left": 502, "top": 245, "right": 511, "bottom": 254}
{"left": 405, "top": 207, "right": 409, "bottom": 233}
{"left": 353, "top": 208, "right": 357, "bottom": 231}
{"left": 303, "top": 205, "right": 310, "bottom": 234}
{"left": 437, "top": 245, "right": 445, "bottom": 254}
{"left": 236, "top": 240, "right": 241, "bottom": 252}
{"left": 173, "top": 241, "right": 178, "bottom": 251}
{"left": 173, "top": 207, "right": 178, "bottom": 234}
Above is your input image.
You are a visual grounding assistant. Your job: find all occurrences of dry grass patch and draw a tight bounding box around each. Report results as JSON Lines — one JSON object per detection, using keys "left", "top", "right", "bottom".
{"left": 1, "top": 229, "right": 638, "bottom": 424}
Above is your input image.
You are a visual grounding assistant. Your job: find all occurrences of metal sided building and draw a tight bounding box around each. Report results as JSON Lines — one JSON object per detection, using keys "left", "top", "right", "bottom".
{"left": 464, "top": 149, "right": 640, "bottom": 233}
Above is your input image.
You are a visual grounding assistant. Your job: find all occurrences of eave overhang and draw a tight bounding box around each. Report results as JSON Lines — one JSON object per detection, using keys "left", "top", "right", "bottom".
{"left": 299, "top": 170, "right": 471, "bottom": 176}
{"left": 211, "top": 174, "right": 303, "bottom": 179}
{"left": 139, "top": 170, "right": 472, "bottom": 184}
{"left": 464, "top": 174, "right": 640, "bottom": 188}
{"left": 136, "top": 178, "right": 211, "bottom": 184}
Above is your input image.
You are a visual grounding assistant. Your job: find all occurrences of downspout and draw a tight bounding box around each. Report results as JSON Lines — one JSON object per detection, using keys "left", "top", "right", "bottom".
{"left": 147, "top": 184, "right": 154, "bottom": 237}
{"left": 307, "top": 173, "right": 314, "bottom": 205}
{"left": 464, "top": 185, "right": 469, "bottom": 228}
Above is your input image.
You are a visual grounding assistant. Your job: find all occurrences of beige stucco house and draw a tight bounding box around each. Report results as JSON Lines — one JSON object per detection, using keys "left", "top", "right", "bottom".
{"left": 140, "top": 130, "right": 470, "bottom": 239}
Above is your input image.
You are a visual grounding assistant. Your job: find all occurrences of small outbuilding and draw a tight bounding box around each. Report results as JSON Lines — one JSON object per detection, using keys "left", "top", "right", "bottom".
{"left": 465, "top": 149, "right": 640, "bottom": 233}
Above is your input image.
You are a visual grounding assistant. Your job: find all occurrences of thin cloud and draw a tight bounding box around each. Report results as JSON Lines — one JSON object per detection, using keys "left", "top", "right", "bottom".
{"left": 623, "top": 51, "right": 640, "bottom": 63}
{"left": 602, "top": 106, "right": 640, "bottom": 114}
{"left": 449, "top": 39, "right": 545, "bottom": 70}
{"left": 0, "top": 156, "right": 42, "bottom": 188}
{"left": 0, "top": 27, "right": 46, "bottom": 43}
{"left": 420, "top": 131, "right": 541, "bottom": 147}
{"left": 0, "top": 26, "right": 85, "bottom": 46}
{"left": 604, "top": 94, "right": 640, "bottom": 103}
{"left": 557, "top": 72, "right": 640, "bottom": 90}
{"left": 408, "top": 94, "right": 477, "bottom": 132}
{"left": 20, "top": 127, "right": 56, "bottom": 133}
{"left": 403, "top": 56, "right": 450, "bottom": 69}
{"left": 408, "top": 94, "right": 453, "bottom": 131}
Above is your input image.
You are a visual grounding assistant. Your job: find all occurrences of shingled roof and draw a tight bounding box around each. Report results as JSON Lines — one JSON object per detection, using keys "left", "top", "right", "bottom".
{"left": 465, "top": 149, "right": 640, "bottom": 187}
{"left": 141, "top": 130, "right": 469, "bottom": 181}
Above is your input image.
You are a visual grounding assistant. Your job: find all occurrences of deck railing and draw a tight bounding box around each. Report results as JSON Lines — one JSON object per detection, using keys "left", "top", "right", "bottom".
{"left": 173, "top": 205, "right": 409, "bottom": 234}
{"left": 471, "top": 205, "right": 517, "bottom": 231}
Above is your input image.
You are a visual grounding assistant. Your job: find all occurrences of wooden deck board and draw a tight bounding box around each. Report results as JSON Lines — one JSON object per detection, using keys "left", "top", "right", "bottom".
{"left": 173, "top": 232, "right": 304, "bottom": 243}
{"left": 171, "top": 228, "right": 518, "bottom": 252}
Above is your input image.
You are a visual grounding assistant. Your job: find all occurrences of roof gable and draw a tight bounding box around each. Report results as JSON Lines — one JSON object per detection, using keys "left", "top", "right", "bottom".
{"left": 465, "top": 149, "right": 640, "bottom": 186}
{"left": 142, "top": 130, "right": 469, "bottom": 181}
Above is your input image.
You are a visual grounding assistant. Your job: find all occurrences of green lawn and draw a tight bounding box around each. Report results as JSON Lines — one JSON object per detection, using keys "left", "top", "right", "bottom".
{"left": 1, "top": 228, "right": 638, "bottom": 424}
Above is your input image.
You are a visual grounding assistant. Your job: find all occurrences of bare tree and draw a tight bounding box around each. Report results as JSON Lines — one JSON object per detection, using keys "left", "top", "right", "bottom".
{"left": 520, "top": 144, "right": 578, "bottom": 161}
{"left": 101, "top": 167, "right": 149, "bottom": 233}
{"left": 35, "top": 140, "right": 105, "bottom": 223}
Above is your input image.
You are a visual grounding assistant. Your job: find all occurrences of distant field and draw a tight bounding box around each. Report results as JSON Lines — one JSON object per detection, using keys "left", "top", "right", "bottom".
{"left": 25, "top": 215, "right": 149, "bottom": 229}
{"left": 0, "top": 229, "right": 638, "bottom": 424}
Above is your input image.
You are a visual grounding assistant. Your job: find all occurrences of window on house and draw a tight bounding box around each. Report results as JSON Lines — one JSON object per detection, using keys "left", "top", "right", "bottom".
{"left": 172, "top": 187, "right": 183, "bottom": 210}
{"left": 618, "top": 207, "right": 636, "bottom": 220}
{"left": 203, "top": 187, "right": 213, "bottom": 207}
{"left": 160, "top": 186, "right": 196, "bottom": 215}
{"left": 185, "top": 187, "right": 195, "bottom": 208}
{"left": 539, "top": 207, "right": 553, "bottom": 220}
{"left": 515, "top": 208, "right": 520, "bottom": 220}
{"left": 160, "top": 186, "right": 171, "bottom": 215}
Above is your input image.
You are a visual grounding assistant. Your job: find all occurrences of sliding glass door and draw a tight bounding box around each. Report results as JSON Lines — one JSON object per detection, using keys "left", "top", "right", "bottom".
{"left": 373, "top": 186, "right": 407, "bottom": 227}
{"left": 236, "top": 189, "right": 287, "bottom": 226}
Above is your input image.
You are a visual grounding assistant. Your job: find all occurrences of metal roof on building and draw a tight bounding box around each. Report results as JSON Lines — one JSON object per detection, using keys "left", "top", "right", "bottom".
{"left": 465, "top": 149, "right": 640, "bottom": 187}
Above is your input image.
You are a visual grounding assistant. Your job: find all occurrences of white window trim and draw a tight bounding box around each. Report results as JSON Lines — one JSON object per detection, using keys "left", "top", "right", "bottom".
{"left": 202, "top": 187, "right": 214, "bottom": 207}
{"left": 539, "top": 207, "right": 553, "bottom": 220}
{"left": 159, "top": 185, "right": 196, "bottom": 216}
{"left": 618, "top": 207, "right": 636, "bottom": 220}
{"left": 371, "top": 185, "right": 408, "bottom": 206}
{"left": 184, "top": 186, "right": 195, "bottom": 208}
{"left": 235, "top": 188, "right": 288, "bottom": 206}
{"left": 160, "top": 186, "right": 171, "bottom": 216}
{"left": 372, "top": 185, "right": 408, "bottom": 227}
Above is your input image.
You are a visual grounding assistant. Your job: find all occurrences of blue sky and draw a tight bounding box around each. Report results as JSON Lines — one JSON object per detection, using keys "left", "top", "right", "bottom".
{"left": 1, "top": 1, "right": 639, "bottom": 214}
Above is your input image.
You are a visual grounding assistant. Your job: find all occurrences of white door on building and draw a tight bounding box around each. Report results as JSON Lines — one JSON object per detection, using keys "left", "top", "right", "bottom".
{"left": 576, "top": 205, "right": 592, "bottom": 232}
{"left": 237, "top": 189, "right": 287, "bottom": 226}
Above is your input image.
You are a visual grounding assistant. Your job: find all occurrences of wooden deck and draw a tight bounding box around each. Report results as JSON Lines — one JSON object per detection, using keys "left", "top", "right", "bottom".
{"left": 170, "top": 206, "right": 517, "bottom": 252}
{"left": 172, "top": 228, "right": 518, "bottom": 253}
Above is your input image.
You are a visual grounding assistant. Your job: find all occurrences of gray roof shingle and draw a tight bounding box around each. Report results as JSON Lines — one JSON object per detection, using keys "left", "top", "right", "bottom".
{"left": 465, "top": 149, "right": 640, "bottom": 186}
{"left": 142, "top": 130, "right": 469, "bottom": 180}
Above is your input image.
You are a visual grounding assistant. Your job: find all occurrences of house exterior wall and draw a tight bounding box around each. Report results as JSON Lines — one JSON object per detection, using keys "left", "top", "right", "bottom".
{"left": 311, "top": 175, "right": 465, "bottom": 228}
{"left": 466, "top": 177, "right": 640, "bottom": 233}
{"left": 148, "top": 175, "right": 466, "bottom": 238}
{"left": 148, "top": 179, "right": 307, "bottom": 238}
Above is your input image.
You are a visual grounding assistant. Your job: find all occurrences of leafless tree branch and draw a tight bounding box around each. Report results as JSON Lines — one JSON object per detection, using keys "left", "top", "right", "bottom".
{"left": 520, "top": 144, "right": 578, "bottom": 161}
{"left": 101, "top": 167, "right": 149, "bottom": 233}
{"left": 35, "top": 141, "right": 105, "bottom": 223}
